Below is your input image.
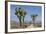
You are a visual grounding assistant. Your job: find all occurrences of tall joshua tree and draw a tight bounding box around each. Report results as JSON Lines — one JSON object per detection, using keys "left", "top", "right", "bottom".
{"left": 15, "top": 8, "right": 22, "bottom": 27}
{"left": 19, "top": 8, "right": 26, "bottom": 27}
{"left": 31, "top": 14, "right": 38, "bottom": 26}
{"left": 15, "top": 7, "right": 26, "bottom": 27}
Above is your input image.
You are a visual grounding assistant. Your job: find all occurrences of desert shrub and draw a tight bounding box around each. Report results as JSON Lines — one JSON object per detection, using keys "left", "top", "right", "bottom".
{"left": 37, "top": 25, "right": 41, "bottom": 27}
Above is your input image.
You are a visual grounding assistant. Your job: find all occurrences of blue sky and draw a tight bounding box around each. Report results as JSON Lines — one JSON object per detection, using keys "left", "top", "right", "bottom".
{"left": 10, "top": 5, "right": 42, "bottom": 22}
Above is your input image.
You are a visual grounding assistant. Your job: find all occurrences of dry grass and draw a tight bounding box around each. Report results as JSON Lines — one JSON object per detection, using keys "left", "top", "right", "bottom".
{"left": 10, "top": 22, "right": 41, "bottom": 29}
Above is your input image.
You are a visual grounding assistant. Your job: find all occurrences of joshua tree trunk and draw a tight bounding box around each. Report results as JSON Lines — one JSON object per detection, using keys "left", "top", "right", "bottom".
{"left": 19, "top": 16, "right": 21, "bottom": 27}
{"left": 33, "top": 18, "right": 35, "bottom": 26}
{"left": 23, "top": 16, "right": 24, "bottom": 28}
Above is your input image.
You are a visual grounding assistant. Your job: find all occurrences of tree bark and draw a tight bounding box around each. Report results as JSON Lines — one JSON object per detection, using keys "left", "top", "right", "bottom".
{"left": 19, "top": 16, "right": 21, "bottom": 27}
{"left": 33, "top": 18, "right": 35, "bottom": 26}
{"left": 23, "top": 16, "right": 24, "bottom": 28}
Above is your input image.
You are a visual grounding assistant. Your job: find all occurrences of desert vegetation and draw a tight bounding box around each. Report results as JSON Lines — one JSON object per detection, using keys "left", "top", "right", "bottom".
{"left": 15, "top": 7, "right": 26, "bottom": 27}
{"left": 10, "top": 7, "right": 42, "bottom": 29}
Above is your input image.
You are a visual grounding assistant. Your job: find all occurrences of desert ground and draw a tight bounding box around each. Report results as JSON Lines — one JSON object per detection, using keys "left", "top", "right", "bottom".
{"left": 10, "top": 20, "right": 41, "bottom": 29}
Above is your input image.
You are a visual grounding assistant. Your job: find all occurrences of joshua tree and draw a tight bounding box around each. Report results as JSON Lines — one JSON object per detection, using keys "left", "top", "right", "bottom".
{"left": 15, "top": 8, "right": 22, "bottom": 27}
{"left": 15, "top": 7, "right": 26, "bottom": 27}
{"left": 31, "top": 14, "right": 38, "bottom": 26}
